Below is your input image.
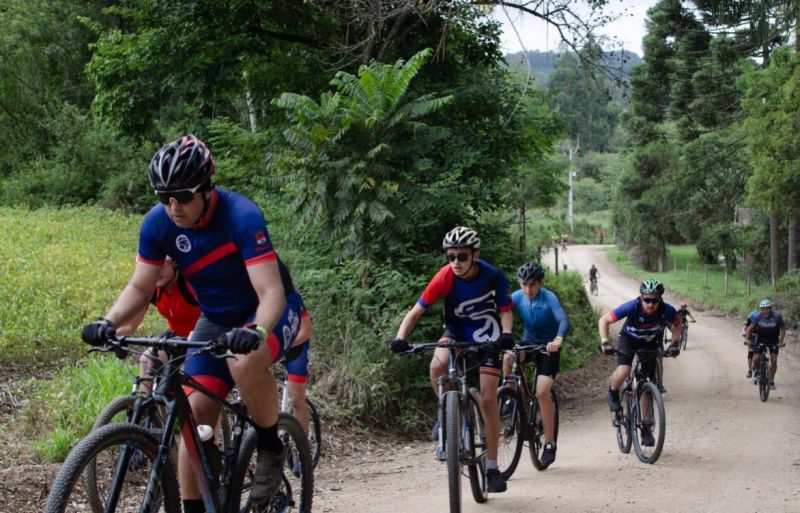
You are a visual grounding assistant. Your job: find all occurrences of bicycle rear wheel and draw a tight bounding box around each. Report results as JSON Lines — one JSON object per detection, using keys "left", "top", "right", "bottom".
{"left": 759, "top": 354, "right": 770, "bottom": 402}
{"left": 681, "top": 326, "right": 688, "bottom": 350}
{"left": 528, "top": 389, "right": 559, "bottom": 470}
{"left": 231, "top": 413, "right": 313, "bottom": 513}
{"left": 615, "top": 383, "right": 632, "bottom": 454}
{"left": 445, "top": 391, "right": 462, "bottom": 513}
{"left": 496, "top": 386, "right": 524, "bottom": 480}
{"left": 466, "top": 389, "right": 488, "bottom": 504}
{"left": 44, "top": 423, "right": 180, "bottom": 513}
{"left": 632, "top": 382, "right": 665, "bottom": 464}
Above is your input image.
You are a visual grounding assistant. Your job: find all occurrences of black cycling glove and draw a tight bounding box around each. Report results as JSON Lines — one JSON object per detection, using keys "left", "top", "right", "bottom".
{"left": 390, "top": 338, "right": 410, "bottom": 353}
{"left": 81, "top": 318, "right": 116, "bottom": 346}
{"left": 225, "top": 326, "right": 264, "bottom": 354}
{"left": 494, "top": 333, "right": 514, "bottom": 351}
{"left": 600, "top": 341, "right": 614, "bottom": 355}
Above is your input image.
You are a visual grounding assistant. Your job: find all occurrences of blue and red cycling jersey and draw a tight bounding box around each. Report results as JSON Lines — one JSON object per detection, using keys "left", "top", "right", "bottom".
{"left": 137, "top": 188, "right": 294, "bottom": 325}
{"left": 417, "top": 259, "right": 512, "bottom": 342}
{"left": 610, "top": 298, "right": 679, "bottom": 343}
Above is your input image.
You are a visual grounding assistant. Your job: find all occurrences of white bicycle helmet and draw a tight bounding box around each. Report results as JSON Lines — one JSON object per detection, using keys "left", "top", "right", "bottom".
{"left": 442, "top": 226, "right": 480, "bottom": 250}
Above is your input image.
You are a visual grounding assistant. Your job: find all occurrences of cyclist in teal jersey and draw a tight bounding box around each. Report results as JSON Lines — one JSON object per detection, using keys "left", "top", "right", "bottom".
{"left": 507, "top": 261, "right": 569, "bottom": 466}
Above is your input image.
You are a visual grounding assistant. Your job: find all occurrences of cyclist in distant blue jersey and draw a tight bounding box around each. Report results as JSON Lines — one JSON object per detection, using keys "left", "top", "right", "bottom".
{"left": 742, "top": 309, "right": 759, "bottom": 379}
{"left": 81, "top": 135, "right": 298, "bottom": 512}
{"left": 599, "top": 279, "right": 682, "bottom": 446}
{"left": 744, "top": 299, "right": 786, "bottom": 389}
{"left": 507, "top": 261, "right": 569, "bottom": 467}
{"left": 390, "top": 226, "right": 514, "bottom": 494}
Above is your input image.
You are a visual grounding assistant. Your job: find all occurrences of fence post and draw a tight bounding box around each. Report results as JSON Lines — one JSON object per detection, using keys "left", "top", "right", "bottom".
{"left": 724, "top": 268, "right": 729, "bottom": 296}
{"left": 704, "top": 264, "right": 708, "bottom": 287}
{"left": 554, "top": 246, "right": 559, "bottom": 276}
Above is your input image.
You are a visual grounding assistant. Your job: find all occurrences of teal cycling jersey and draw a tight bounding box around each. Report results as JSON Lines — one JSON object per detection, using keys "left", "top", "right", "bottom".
{"left": 511, "top": 287, "right": 570, "bottom": 342}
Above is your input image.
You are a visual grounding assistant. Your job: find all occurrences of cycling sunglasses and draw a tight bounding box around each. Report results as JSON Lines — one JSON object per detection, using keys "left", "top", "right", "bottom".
{"left": 641, "top": 297, "right": 660, "bottom": 304}
{"left": 154, "top": 184, "right": 203, "bottom": 205}
{"left": 446, "top": 253, "right": 471, "bottom": 262}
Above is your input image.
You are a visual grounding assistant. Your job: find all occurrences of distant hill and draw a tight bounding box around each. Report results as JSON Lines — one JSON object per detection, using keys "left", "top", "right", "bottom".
{"left": 503, "top": 49, "right": 642, "bottom": 86}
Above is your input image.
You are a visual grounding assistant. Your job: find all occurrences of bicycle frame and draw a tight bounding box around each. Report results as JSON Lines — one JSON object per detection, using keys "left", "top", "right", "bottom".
{"left": 435, "top": 346, "right": 478, "bottom": 463}
{"left": 101, "top": 337, "right": 254, "bottom": 513}
{"left": 502, "top": 344, "right": 549, "bottom": 422}
{"left": 618, "top": 348, "right": 662, "bottom": 429}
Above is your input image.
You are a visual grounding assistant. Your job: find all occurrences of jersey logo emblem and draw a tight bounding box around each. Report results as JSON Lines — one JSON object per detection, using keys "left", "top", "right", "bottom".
{"left": 176, "top": 234, "right": 192, "bottom": 253}
{"left": 255, "top": 231, "right": 268, "bottom": 247}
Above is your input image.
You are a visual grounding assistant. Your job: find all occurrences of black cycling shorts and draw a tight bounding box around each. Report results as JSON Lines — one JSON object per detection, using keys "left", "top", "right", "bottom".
{"left": 615, "top": 334, "right": 659, "bottom": 379}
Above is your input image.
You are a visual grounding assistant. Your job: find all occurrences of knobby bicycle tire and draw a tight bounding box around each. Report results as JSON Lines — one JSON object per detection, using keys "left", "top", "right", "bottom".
{"left": 529, "top": 389, "right": 559, "bottom": 471}
{"left": 445, "top": 392, "right": 462, "bottom": 513}
{"left": 615, "top": 383, "right": 632, "bottom": 454}
{"left": 305, "top": 398, "right": 322, "bottom": 468}
{"left": 681, "top": 326, "right": 688, "bottom": 351}
{"left": 44, "top": 423, "right": 181, "bottom": 513}
{"left": 759, "top": 354, "right": 770, "bottom": 402}
{"left": 231, "top": 413, "right": 313, "bottom": 513}
{"left": 631, "top": 382, "right": 665, "bottom": 464}
{"left": 496, "top": 386, "right": 524, "bottom": 480}
{"left": 466, "top": 389, "right": 488, "bottom": 504}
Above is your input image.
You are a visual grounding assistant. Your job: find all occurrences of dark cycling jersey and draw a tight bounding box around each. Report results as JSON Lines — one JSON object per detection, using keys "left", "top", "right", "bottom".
{"left": 610, "top": 298, "right": 679, "bottom": 343}
{"left": 677, "top": 307, "right": 692, "bottom": 322}
{"left": 137, "top": 188, "right": 294, "bottom": 325}
{"left": 417, "top": 259, "right": 512, "bottom": 342}
{"left": 589, "top": 267, "right": 598, "bottom": 279}
{"left": 750, "top": 311, "right": 784, "bottom": 345}
{"left": 511, "top": 287, "right": 569, "bottom": 342}
{"left": 151, "top": 274, "right": 200, "bottom": 337}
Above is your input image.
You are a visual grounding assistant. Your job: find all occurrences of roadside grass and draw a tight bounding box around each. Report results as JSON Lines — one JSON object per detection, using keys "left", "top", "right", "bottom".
{"left": 608, "top": 245, "right": 777, "bottom": 317}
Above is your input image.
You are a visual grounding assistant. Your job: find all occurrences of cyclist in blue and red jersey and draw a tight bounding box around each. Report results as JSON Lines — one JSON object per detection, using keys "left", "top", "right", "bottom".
{"left": 81, "top": 135, "right": 299, "bottom": 512}
{"left": 744, "top": 299, "right": 786, "bottom": 390}
{"left": 390, "top": 226, "right": 514, "bottom": 494}
{"left": 599, "top": 279, "right": 682, "bottom": 446}
{"left": 506, "top": 261, "right": 569, "bottom": 467}
{"left": 742, "top": 309, "right": 759, "bottom": 379}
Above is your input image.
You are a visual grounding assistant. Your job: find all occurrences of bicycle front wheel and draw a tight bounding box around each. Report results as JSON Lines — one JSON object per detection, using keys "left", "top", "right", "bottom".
{"left": 496, "top": 386, "right": 524, "bottom": 480}
{"left": 759, "top": 354, "right": 770, "bottom": 402}
{"left": 445, "top": 391, "right": 462, "bottom": 513}
{"left": 529, "top": 389, "right": 559, "bottom": 470}
{"left": 681, "top": 327, "right": 688, "bottom": 350}
{"left": 231, "top": 413, "right": 313, "bottom": 513}
{"left": 305, "top": 398, "right": 322, "bottom": 468}
{"left": 466, "top": 388, "right": 488, "bottom": 504}
{"left": 632, "top": 382, "right": 666, "bottom": 464}
{"left": 44, "top": 423, "right": 180, "bottom": 513}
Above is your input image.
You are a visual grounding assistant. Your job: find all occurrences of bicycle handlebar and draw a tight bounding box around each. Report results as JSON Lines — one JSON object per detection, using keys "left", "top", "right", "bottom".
{"left": 401, "top": 340, "right": 489, "bottom": 354}
{"left": 93, "top": 334, "right": 231, "bottom": 356}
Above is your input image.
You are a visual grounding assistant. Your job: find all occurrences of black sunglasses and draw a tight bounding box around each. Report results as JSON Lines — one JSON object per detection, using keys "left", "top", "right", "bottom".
{"left": 446, "top": 253, "right": 471, "bottom": 262}
{"left": 155, "top": 184, "right": 203, "bottom": 205}
{"left": 642, "top": 297, "right": 660, "bottom": 304}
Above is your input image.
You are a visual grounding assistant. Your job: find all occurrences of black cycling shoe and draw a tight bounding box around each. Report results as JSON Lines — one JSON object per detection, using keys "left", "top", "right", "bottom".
{"left": 658, "top": 385, "right": 667, "bottom": 394}
{"left": 607, "top": 388, "right": 621, "bottom": 412}
{"left": 250, "top": 448, "right": 285, "bottom": 505}
{"left": 540, "top": 442, "right": 556, "bottom": 467}
{"left": 640, "top": 426, "right": 656, "bottom": 447}
{"left": 486, "top": 468, "right": 507, "bottom": 493}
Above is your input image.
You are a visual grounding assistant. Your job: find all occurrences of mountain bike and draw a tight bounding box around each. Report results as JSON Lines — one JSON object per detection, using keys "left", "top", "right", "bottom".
{"left": 496, "top": 342, "right": 558, "bottom": 478}
{"left": 398, "top": 341, "right": 488, "bottom": 513}
{"left": 607, "top": 346, "right": 666, "bottom": 464}
{"left": 589, "top": 277, "right": 598, "bottom": 296}
{"left": 753, "top": 338, "right": 772, "bottom": 402}
{"left": 45, "top": 334, "right": 313, "bottom": 513}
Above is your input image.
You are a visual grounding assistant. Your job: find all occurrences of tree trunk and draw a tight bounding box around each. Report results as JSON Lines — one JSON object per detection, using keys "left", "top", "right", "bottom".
{"left": 770, "top": 211, "right": 780, "bottom": 284}
{"left": 518, "top": 203, "right": 526, "bottom": 256}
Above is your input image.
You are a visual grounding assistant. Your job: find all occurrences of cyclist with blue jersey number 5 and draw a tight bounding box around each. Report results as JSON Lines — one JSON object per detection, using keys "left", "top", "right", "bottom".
{"left": 599, "top": 279, "right": 682, "bottom": 447}
{"left": 390, "top": 226, "right": 514, "bottom": 494}
{"left": 505, "top": 261, "right": 569, "bottom": 466}
{"left": 81, "top": 135, "right": 302, "bottom": 513}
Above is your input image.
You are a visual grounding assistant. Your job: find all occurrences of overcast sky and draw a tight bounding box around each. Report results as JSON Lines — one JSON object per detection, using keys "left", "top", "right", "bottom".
{"left": 492, "top": 0, "right": 660, "bottom": 56}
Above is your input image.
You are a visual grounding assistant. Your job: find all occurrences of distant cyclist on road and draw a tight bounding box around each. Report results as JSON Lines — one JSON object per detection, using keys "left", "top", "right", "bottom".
{"left": 599, "top": 279, "right": 682, "bottom": 447}
{"left": 677, "top": 304, "right": 696, "bottom": 324}
{"left": 589, "top": 265, "right": 600, "bottom": 291}
{"left": 744, "top": 299, "right": 786, "bottom": 390}
{"left": 506, "top": 261, "right": 569, "bottom": 467}
{"left": 390, "top": 226, "right": 514, "bottom": 494}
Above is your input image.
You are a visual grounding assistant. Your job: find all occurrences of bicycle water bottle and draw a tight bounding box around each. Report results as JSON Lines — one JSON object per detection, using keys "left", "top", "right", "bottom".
{"left": 197, "top": 424, "right": 222, "bottom": 477}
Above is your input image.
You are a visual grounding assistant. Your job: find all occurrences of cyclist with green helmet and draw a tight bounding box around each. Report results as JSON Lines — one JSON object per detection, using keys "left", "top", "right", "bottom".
{"left": 744, "top": 299, "right": 786, "bottom": 390}
{"left": 599, "top": 279, "right": 682, "bottom": 446}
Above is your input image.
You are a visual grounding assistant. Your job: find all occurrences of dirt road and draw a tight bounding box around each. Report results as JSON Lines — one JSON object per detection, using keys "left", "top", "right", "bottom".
{"left": 315, "top": 245, "right": 800, "bottom": 513}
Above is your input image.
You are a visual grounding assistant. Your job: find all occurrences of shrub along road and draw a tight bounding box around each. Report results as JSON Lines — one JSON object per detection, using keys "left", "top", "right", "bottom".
{"left": 312, "top": 244, "right": 800, "bottom": 512}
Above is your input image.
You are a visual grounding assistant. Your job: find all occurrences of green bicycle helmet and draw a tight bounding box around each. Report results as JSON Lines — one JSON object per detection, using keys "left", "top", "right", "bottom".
{"left": 639, "top": 279, "right": 665, "bottom": 295}
{"left": 758, "top": 299, "right": 773, "bottom": 308}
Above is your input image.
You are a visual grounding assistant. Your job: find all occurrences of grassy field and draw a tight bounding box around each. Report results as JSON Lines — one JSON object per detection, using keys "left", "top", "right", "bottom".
{"left": 608, "top": 245, "right": 778, "bottom": 317}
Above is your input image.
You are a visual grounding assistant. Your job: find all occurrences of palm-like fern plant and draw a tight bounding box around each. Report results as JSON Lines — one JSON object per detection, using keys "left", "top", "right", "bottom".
{"left": 271, "top": 48, "right": 452, "bottom": 261}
